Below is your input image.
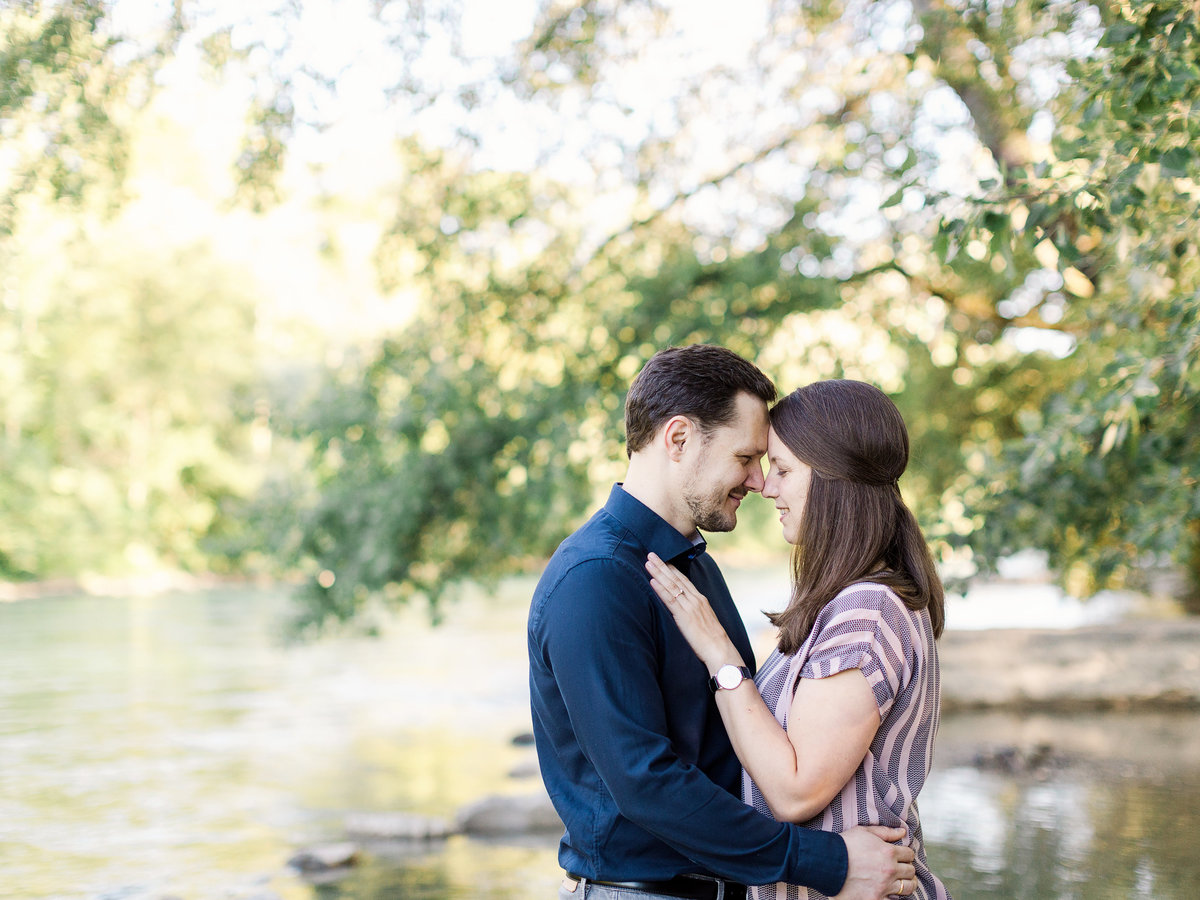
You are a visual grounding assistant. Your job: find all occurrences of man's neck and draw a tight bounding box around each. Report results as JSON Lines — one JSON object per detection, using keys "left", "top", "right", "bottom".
{"left": 622, "top": 459, "right": 697, "bottom": 538}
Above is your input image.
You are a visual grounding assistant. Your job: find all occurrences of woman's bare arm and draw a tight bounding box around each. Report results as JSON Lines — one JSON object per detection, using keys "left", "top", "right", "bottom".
{"left": 646, "top": 552, "right": 880, "bottom": 822}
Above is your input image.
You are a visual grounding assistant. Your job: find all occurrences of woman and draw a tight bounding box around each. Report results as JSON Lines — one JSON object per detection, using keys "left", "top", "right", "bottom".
{"left": 645, "top": 379, "right": 950, "bottom": 900}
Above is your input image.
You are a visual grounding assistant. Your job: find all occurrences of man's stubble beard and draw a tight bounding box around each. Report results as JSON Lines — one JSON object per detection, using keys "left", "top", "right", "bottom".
{"left": 689, "top": 497, "right": 737, "bottom": 533}
{"left": 682, "top": 452, "right": 740, "bottom": 534}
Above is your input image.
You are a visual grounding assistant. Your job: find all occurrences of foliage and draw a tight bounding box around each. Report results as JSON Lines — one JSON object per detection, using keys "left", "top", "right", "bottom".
{"left": 259, "top": 143, "right": 856, "bottom": 628}
{"left": 0, "top": 1, "right": 161, "bottom": 236}
{"left": 2, "top": 0, "right": 1197, "bottom": 623}
{"left": 0, "top": 234, "right": 264, "bottom": 579}
{"left": 947, "top": 1, "right": 1200, "bottom": 598}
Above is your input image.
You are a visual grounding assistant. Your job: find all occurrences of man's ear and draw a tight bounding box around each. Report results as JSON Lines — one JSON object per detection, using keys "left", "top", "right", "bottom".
{"left": 662, "top": 415, "right": 692, "bottom": 461}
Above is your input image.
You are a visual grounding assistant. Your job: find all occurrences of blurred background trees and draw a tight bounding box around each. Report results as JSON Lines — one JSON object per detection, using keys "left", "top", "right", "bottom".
{"left": 2, "top": 0, "right": 1196, "bottom": 623}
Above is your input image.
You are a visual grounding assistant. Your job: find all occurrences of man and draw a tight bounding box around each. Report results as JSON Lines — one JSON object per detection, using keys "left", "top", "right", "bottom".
{"left": 529, "top": 345, "right": 917, "bottom": 900}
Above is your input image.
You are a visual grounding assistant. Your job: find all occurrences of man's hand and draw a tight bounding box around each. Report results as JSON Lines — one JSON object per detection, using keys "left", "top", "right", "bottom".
{"left": 833, "top": 825, "right": 916, "bottom": 900}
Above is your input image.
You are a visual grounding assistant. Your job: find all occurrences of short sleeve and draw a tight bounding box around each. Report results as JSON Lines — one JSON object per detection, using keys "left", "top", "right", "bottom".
{"left": 796, "top": 584, "right": 913, "bottom": 720}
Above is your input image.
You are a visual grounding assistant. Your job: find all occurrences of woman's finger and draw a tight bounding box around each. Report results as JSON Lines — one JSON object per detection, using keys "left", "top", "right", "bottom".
{"left": 646, "top": 552, "right": 683, "bottom": 579}
{"left": 650, "top": 576, "right": 687, "bottom": 606}
{"left": 645, "top": 552, "right": 670, "bottom": 581}
{"left": 648, "top": 576, "right": 676, "bottom": 603}
{"left": 646, "top": 553, "right": 696, "bottom": 599}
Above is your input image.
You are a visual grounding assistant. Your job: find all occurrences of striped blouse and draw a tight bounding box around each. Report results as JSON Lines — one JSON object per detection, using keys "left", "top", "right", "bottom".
{"left": 743, "top": 582, "right": 951, "bottom": 900}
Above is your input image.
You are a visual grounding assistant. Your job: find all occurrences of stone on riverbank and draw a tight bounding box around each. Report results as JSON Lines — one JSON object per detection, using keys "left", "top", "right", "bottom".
{"left": 287, "top": 842, "right": 360, "bottom": 872}
{"left": 456, "top": 792, "right": 564, "bottom": 836}
{"left": 345, "top": 810, "right": 456, "bottom": 841}
{"left": 338, "top": 794, "right": 562, "bottom": 849}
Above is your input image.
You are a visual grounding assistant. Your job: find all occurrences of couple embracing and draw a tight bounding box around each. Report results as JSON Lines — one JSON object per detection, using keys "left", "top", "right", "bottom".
{"left": 528, "top": 344, "right": 951, "bottom": 900}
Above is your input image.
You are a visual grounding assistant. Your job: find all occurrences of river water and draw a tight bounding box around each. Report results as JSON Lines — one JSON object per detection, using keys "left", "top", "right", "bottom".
{"left": 2, "top": 573, "right": 1199, "bottom": 900}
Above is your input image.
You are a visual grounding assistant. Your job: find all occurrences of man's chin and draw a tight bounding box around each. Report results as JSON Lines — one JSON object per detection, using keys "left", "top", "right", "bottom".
{"left": 687, "top": 492, "right": 743, "bottom": 533}
{"left": 695, "top": 511, "right": 738, "bottom": 533}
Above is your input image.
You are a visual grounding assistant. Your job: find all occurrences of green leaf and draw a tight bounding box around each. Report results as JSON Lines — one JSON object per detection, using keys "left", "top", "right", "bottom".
{"left": 932, "top": 230, "right": 951, "bottom": 262}
{"left": 1101, "top": 23, "right": 1141, "bottom": 47}
{"left": 1160, "top": 146, "right": 1191, "bottom": 177}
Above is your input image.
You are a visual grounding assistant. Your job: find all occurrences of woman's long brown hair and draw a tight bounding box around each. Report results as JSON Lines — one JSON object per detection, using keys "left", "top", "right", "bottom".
{"left": 767, "top": 380, "right": 944, "bottom": 655}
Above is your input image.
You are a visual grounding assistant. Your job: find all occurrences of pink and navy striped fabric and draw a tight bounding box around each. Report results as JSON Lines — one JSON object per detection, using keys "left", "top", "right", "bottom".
{"left": 743, "top": 582, "right": 952, "bottom": 900}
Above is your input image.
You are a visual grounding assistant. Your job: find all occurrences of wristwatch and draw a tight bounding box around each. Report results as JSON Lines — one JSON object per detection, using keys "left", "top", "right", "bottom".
{"left": 709, "top": 664, "right": 752, "bottom": 693}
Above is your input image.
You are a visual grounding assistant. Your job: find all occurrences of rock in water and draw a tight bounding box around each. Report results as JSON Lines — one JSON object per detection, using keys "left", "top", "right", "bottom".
{"left": 344, "top": 811, "right": 456, "bottom": 841}
{"left": 456, "top": 792, "right": 563, "bottom": 835}
{"left": 508, "top": 754, "right": 541, "bottom": 779}
{"left": 287, "top": 842, "right": 360, "bottom": 872}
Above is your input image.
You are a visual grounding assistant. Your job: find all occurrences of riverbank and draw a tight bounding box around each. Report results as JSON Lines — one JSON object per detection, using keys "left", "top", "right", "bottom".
{"left": 938, "top": 617, "right": 1200, "bottom": 713}
{"left": 0, "top": 570, "right": 287, "bottom": 601}
{"left": 7, "top": 570, "right": 1196, "bottom": 716}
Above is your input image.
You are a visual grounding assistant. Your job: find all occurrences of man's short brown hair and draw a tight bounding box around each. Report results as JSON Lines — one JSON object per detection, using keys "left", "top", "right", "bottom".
{"left": 624, "top": 345, "right": 777, "bottom": 457}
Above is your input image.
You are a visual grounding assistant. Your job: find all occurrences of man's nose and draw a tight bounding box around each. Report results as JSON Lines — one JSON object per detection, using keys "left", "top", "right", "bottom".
{"left": 744, "top": 462, "right": 765, "bottom": 493}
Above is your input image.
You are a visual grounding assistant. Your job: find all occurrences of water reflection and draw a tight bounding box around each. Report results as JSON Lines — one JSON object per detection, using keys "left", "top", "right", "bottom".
{"left": 1, "top": 585, "right": 1198, "bottom": 900}
{"left": 923, "top": 766, "right": 1200, "bottom": 898}
{"left": 331, "top": 763, "right": 1200, "bottom": 900}
{"left": 314, "top": 837, "right": 560, "bottom": 899}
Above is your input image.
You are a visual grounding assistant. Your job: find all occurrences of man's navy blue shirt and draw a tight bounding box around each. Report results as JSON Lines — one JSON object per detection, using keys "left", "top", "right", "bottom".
{"left": 528, "top": 485, "right": 847, "bottom": 894}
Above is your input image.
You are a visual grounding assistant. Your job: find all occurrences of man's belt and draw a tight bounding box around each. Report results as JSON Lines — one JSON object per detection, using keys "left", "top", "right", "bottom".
{"left": 566, "top": 872, "right": 748, "bottom": 900}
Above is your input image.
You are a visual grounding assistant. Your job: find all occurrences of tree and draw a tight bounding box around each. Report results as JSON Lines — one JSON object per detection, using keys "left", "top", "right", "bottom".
{"left": 0, "top": 231, "right": 263, "bottom": 578}
{"left": 0, "top": 1, "right": 164, "bottom": 238}
{"left": 5, "top": 0, "right": 1195, "bottom": 619}
{"left": 259, "top": 0, "right": 1200, "bottom": 623}
{"left": 948, "top": 1, "right": 1200, "bottom": 602}
{"left": 256, "top": 141, "right": 854, "bottom": 628}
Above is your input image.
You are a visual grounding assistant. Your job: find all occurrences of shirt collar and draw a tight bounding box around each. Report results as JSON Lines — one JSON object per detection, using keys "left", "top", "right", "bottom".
{"left": 604, "top": 484, "right": 708, "bottom": 566}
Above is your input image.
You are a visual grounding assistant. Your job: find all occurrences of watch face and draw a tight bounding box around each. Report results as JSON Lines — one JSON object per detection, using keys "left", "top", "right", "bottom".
{"left": 717, "top": 665, "right": 743, "bottom": 690}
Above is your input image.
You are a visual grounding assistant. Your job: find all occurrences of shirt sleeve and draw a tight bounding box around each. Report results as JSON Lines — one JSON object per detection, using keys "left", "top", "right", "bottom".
{"left": 539, "top": 556, "right": 848, "bottom": 894}
{"left": 797, "top": 585, "right": 913, "bottom": 721}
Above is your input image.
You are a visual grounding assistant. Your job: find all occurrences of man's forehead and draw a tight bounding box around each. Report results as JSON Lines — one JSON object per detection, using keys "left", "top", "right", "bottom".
{"left": 734, "top": 441, "right": 763, "bottom": 460}
{"left": 737, "top": 433, "right": 768, "bottom": 456}
{"left": 733, "top": 394, "right": 768, "bottom": 446}
{"left": 720, "top": 421, "right": 768, "bottom": 456}
{"left": 700, "top": 393, "right": 767, "bottom": 450}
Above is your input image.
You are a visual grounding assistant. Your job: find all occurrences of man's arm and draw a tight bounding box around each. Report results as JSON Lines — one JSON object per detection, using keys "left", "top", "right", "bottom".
{"left": 539, "top": 558, "right": 848, "bottom": 893}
